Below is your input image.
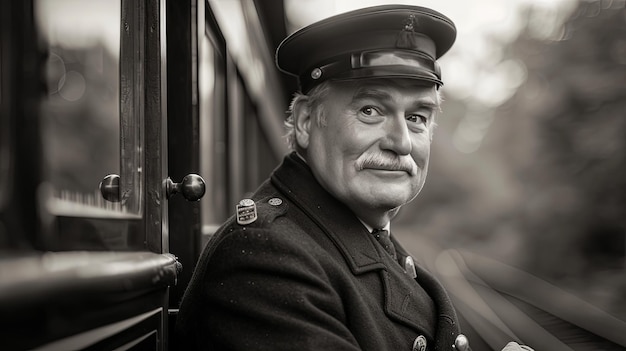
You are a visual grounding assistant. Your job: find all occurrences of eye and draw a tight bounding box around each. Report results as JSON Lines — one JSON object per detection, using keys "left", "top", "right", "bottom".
{"left": 406, "top": 114, "right": 427, "bottom": 125}
{"left": 360, "top": 106, "right": 382, "bottom": 117}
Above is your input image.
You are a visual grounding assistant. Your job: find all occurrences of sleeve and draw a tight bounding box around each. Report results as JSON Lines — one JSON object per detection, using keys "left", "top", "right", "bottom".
{"left": 188, "top": 226, "right": 362, "bottom": 351}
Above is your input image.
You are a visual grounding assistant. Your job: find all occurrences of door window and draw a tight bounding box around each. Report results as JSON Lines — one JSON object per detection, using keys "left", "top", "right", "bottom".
{"left": 198, "top": 1, "right": 228, "bottom": 236}
{"left": 0, "top": 26, "right": 7, "bottom": 211}
{"left": 35, "top": 0, "right": 142, "bottom": 218}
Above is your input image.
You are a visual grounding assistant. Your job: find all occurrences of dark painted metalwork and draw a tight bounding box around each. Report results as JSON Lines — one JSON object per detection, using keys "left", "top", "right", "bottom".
{"left": 165, "top": 0, "right": 215, "bottom": 309}
{"left": 100, "top": 174, "right": 122, "bottom": 202}
{"left": 166, "top": 174, "right": 206, "bottom": 201}
{"left": 0, "top": 0, "right": 44, "bottom": 250}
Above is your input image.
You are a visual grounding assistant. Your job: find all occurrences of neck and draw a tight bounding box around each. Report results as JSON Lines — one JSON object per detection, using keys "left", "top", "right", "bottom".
{"left": 358, "top": 218, "right": 391, "bottom": 233}
{"left": 353, "top": 207, "right": 399, "bottom": 229}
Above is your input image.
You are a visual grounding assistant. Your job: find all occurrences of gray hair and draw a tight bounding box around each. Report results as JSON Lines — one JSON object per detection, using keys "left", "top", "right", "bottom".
{"left": 284, "top": 82, "right": 332, "bottom": 150}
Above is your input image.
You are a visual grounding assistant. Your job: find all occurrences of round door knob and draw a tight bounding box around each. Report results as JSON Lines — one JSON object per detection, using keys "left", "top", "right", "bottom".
{"left": 99, "top": 174, "right": 120, "bottom": 202}
{"left": 166, "top": 174, "right": 206, "bottom": 201}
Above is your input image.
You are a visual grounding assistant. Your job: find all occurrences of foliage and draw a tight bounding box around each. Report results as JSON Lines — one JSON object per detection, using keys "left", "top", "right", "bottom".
{"left": 513, "top": 0, "right": 626, "bottom": 314}
{"left": 397, "top": 0, "right": 626, "bottom": 317}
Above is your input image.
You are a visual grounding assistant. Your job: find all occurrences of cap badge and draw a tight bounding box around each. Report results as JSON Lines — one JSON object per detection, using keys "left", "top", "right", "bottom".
{"left": 236, "top": 199, "right": 257, "bottom": 225}
{"left": 403, "top": 14, "right": 416, "bottom": 31}
{"left": 396, "top": 14, "right": 419, "bottom": 49}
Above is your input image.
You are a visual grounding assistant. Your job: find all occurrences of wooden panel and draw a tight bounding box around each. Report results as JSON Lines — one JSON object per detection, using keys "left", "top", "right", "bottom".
{"left": 0, "top": 252, "right": 178, "bottom": 350}
{"left": 165, "top": 0, "right": 202, "bottom": 308}
{"left": 0, "top": 0, "right": 44, "bottom": 250}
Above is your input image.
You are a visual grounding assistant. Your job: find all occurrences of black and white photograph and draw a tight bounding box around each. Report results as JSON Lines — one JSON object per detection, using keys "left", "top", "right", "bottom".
{"left": 1, "top": 0, "right": 625, "bottom": 350}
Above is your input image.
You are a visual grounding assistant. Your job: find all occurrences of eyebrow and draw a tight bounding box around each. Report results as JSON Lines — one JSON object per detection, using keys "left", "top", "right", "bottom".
{"left": 351, "top": 88, "right": 392, "bottom": 103}
{"left": 351, "top": 87, "right": 439, "bottom": 110}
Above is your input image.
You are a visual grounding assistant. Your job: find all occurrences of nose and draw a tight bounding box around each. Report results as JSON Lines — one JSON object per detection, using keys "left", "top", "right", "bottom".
{"left": 379, "top": 115, "right": 412, "bottom": 155}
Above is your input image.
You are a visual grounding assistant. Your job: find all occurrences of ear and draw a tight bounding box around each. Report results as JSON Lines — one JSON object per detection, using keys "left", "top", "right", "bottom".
{"left": 293, "top": 97, "right": 312, "bottom": 149}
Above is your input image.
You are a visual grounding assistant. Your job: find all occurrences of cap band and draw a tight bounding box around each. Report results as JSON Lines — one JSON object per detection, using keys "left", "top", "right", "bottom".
{"left": 356, "top": 50, "right": 436, "bottom": 71}
{"left": 300, "top": 49, "right": 442, "bottom": 92}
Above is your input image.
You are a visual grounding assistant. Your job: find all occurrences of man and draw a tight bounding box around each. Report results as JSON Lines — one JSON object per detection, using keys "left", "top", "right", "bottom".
{"left": 177, "top": 5, "right": 532, "bottom": 351}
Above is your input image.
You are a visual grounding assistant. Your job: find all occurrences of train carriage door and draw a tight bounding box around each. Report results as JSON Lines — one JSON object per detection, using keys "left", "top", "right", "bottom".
{"left": 164, "top": 1, "right": 229, "bottom": 336}
{"left": 165, "top": 0, "right": 227, "bottom": 321}
{"left": 166, "top": 0, "right": 289, "bottom": 331}
{"left": 1, "top": 0, "right": 197, "bottom": 350}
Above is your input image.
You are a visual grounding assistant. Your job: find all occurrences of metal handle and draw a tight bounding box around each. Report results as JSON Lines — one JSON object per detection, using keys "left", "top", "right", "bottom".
{"left": 165, "top": 174, "right": 206, "bottom": 201}
{"left": 99, "top": 174, "right": 120, "bottom": 202}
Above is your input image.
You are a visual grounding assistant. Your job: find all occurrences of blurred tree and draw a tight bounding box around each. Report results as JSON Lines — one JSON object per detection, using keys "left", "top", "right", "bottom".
{"left": 488, "top": 0, "right": 626, "bottom": 315}
{"left": 514, "top": 0, "right": 626, "bottom": 313}
{"left": 396, "top": 0, "right": 626, "bottom": 317}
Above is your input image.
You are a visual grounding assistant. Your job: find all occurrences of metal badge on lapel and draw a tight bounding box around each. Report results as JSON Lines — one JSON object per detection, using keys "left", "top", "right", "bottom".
{"left": 236, "top": 199, "right": 257, "bottom": 225}
{"left": 404, "top": 256, "right": 417, "bottom": 279}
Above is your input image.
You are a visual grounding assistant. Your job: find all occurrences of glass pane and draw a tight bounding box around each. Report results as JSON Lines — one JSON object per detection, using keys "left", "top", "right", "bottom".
{"left": 0, "top": 35, "right": 7, "bottom": 210}
{"left": 35, "top": 0, "right": 139, "bottom": 217}
{"left": 199, "top": 12, "right": 227, "bottom": 235}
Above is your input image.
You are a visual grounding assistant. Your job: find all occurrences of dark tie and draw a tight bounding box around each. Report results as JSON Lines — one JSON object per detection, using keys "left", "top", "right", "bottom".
{"left": 371, "top": 229, "right": 397, "bottom": 260}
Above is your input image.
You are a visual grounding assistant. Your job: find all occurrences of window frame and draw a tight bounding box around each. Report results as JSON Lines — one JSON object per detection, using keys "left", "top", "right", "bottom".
{"left": 41, "top": 0, "right": 167, "bottom": 253}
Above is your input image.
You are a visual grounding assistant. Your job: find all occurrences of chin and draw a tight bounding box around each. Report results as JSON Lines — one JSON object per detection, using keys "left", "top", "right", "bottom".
{"left": 345, "top": 180, "right": 420, "bottom": 209}
{"left": 362, "top": 192, "right": 414, "bottom": 210}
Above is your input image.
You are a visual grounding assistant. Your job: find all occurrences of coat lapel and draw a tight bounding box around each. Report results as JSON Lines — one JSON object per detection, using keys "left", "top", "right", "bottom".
{"left": 396, "top": 243, "right": 461, "bottom": 351}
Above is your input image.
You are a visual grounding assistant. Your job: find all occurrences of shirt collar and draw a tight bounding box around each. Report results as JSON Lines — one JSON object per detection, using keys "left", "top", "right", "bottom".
{"left": 358, "top": 218, "right": 390, "bottom": 233}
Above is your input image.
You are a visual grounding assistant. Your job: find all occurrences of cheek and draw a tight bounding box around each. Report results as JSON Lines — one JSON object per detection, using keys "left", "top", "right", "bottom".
{"left": 308, "top": 128, "right": 343, "bottom": 170}
{"left": 315, "top": 124, "right": 356, "bottom": 154}
{"left": 411, "top": 135, "right": 431, "bottom": 163}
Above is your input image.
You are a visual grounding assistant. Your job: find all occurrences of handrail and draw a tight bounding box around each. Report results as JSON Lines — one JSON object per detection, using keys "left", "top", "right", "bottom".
{"left": 0, "top": 251, "right": 180, "bottom": 309}
{"left": 452, "top": 250, "right": 626, "bottom": 347}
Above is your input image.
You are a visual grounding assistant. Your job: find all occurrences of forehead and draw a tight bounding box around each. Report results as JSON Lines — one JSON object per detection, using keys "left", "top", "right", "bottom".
{"left": 326, "top": 79, "right": 439, "bottom": 105}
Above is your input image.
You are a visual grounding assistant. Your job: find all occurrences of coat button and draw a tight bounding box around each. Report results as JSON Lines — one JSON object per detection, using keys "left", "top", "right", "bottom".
{"left": 453, "top": 334, "right": 469, "bottom": 351}
{"left": 412, "top": 335, "right": 427, "bottom": 351}
{"left": 268, "top": 197, "right": 283, "bottom": 206}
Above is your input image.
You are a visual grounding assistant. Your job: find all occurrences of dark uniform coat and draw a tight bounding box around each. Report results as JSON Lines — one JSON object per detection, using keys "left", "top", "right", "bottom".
{"left": 177, "top": 153, "right": 463, "bottom": 350}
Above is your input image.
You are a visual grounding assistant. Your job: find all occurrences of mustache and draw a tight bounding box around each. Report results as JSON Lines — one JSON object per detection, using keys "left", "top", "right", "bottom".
{"left": 356, "top": 152, "right": 417, "bottom": 174}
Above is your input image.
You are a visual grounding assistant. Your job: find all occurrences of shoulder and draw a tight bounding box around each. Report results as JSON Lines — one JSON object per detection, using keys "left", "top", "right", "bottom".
{"left": 201, "top": 194, "right": 323, "bottom": 266}
{"left": 177, "top": 195, "right": 342, "bottom": 347}
{"left": 189, "top": 194, "right": 341, "bottom": 296}
{"left": 215, "top": 194, "right": 294, "bottom": 247}
{"left": 234, "top": 195, "right": 290, "bottom": 229}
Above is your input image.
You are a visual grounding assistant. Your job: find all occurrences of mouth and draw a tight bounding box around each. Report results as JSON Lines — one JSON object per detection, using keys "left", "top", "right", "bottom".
{"left": 362, "top": 166, "right": 412, "bottom": 176}
{"left": 360, "top": 162, "right": 414, "bottom": 174}
{"left": 365, "top": 165, "right": 408, "bottom": 171}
